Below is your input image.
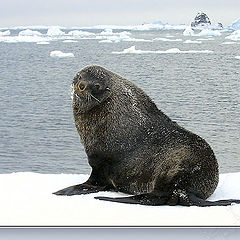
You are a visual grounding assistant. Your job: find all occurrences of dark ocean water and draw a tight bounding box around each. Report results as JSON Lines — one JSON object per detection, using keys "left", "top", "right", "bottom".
{"left": 0, "top": 27, "right": 239, "bottom": 174}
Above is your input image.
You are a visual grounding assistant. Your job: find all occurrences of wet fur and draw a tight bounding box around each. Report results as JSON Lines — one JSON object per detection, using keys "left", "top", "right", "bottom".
{"left": 54, "top": 65, "right": 240, "bottom": 207}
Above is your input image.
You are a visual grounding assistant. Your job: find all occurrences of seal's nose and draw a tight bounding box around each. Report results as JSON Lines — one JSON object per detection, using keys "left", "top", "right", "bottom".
{"left": 76, "top": 81, "right": 87, "bottom": 93}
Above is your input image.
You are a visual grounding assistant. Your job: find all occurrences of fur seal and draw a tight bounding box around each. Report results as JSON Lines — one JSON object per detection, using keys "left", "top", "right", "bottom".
{"left": 54, "top": 65, "right": 240, "bottom": 207}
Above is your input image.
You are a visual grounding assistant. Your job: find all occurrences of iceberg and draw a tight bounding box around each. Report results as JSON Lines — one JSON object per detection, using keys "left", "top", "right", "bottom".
{"left": 0, "top": 35, "right": 49, "bottom": 43}
{"left": 183, "top": 26, "right": 195, "bottom": 36}
{"left": 50, "top": 50, "right": 74, "bottom": 58}
{"left": 231, "top": 18, "right": 240, "bottom": 30}
{"left": 112, "top": 46, "right": 213, "bottom": 54}
{"left": 197, "top": 29, "right": 221, "bottom": 37}
{"left": 18, "top": 29, "right": 42, "bottom": 36}
{"left": 67, "top": 30, "right": 95, "bottom": 37}
{"left": 0, "top": 30, "right": 10, "bottom": 36}
{"left": 225, "top": 30, "right": 240, "bottom": 41}
{"left": 0, "top": 172, "right": 240, "bottom": 226}
{"left": 184, "top": 40, "right": 202, "bottom": 44}
{"left": 153, "top": 38, "right": 182, "bottom": 42}
{"left": 47, "top": 26, "right": 65, "bottom": 36}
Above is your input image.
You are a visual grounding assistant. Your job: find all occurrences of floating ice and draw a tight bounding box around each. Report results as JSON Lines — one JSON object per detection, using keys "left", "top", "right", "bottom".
{"left": 153, "top": 38, "right": 182, "bottom": 42}
{"left": 197, "top": 29, "right": 221, "bottom": 37}
{"left": 36, "top": 41, "right": 50, "bottom": 45}
{"left": 184, "top": 40, "right": 202, "bottom": 44}
{"left": 0, "top": 35, "right": 49, "bottom": 43}
{"left": 183, "top": 26, "right": 195, "bottom": 36}
{"left": 47, "top": 26, "right": 65, "bottom": 36}
{"left": 231, "top": 18, "right": 240, "bottom": 30}
{"left": 112, "top": 46, "right": 213, "bottom": 54}
{"left": 235, "top": 56, "right": 240, "bottom": 60}
{"left": 0, "top": 30, "right": 10, "bottom": 36}
{"left": 18, "top": 29, "right": 42, "bottom": 36}
{"left": 67, "top": 30, "right": 95, "bottom": 37}
{"left": 100, "top": 28, "right": 114, "bottom": 35}
{"left": 225, "top": 30, "right": 240, "bottom": 41}
{"left": 0, "top": 172, "right": 240, "bottom": 226}
{"left": 62, "top": 40, "right": 78, "bottom": 43}
{"left": 221, "top": 41, "right": 236, "bottom": 45}
{"left": 50, "top": 50, "right": 74, "bottom": 58}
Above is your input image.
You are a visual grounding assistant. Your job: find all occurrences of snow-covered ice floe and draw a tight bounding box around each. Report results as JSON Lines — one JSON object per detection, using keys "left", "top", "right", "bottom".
{"left": 196, "top": 29, "right": 221, "bottom": 37}
{"left": 184, "top": 40, "right": 202, "bottom": 44}
{"left": 153, "top": 38, "right": 182, "bottom": 42}
{"left": 225, "top": 30, "right": 240, "bottom": 41}
{"left": 50, "top": 50, "right": 74, "bottom": 58}
{"left": 0, "top": 172, "right": 240, "bottom": 226}
{"left": 112, "top": 46, "right": 213, "bottom": 54}
{"left": 0, "top": 30, "right": 11, "bottom": 36}
{"left": 231, "top": 18, "right": 240, "bottom": 30}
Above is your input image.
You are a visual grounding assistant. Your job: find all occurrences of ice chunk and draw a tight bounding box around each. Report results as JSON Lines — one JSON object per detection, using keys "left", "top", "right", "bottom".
{"left": 231, "top": 18, "right": 240, "bottom": 30}
{"left": 47, "top": 26, "right": 65, "bottom": 36}
{"left": 183, "top": 26, "right": 195, "bottom": 36}
{"left": 197, "top": 29, "right": 221, "bottom": 37}
{"left": 50, "top": 50, "right": 74, "bottom": 58}
{"left": 184, "top": 40, "right": 202, "bottom": 44}
{"left": 36, "top": 41, "right": 50, "bottom": 45}
{"left": 0, "top": 30, "right": 10, "bottom": 36}
{"left": 62, "top": 40, "right": 78, "bottom": 43}
{"left": 225, "top": 30, "right": 240, "bottom": 41}
{"left": 100, "top": 28, "right": 114, "bottom": 35}
{"left": 235, "top": 56, "right": 240, "bottom": 60}
{"left": 113, "top": 46, "right": 213, "bottom": 54}
{"left": 153, "top": 38, "right": 182, "bottom": 42}
{"left": 221, "top": 41, "right": 236, "bottom": 45}
{"left": 67, "top": 30, "right": 95, "bottom": 37}
{"left": 18, "top": 29, "right": 42, "bottom": 36}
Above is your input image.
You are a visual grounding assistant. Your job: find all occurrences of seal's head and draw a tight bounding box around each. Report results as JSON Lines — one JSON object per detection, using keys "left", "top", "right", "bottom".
{"left": 72, "top": 65, "right": 112, "bottom": 113}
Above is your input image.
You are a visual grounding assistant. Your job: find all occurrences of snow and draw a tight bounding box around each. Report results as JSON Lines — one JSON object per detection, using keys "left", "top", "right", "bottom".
{"left": 225, "top": 30, "right": 240, "bottom": 41}
{"left": 18, "top": 29, "right": 42, "bottom": 36}
{"left": 183, "top": 26, "right": 195, "bottom": 36}
{"left": 153, "top": 38, "right": 183, "bottom": 42}
{"left": 197, "top": 29, "right": 221, "bottom": 37}
{"left": 0, "top": 30, "right": 10, "bottom": 36}
{"left": 36, "top": 41, "right": 50, "bottom": 45}
{"left": 112, "top": 46, "right": 213, "bottom": 54}
{"left": 67, "top": 30, "right": 95, "bottom": 37}
{"left": 231, "top": 18, "right": 240, "bottom": 30}
{"left": 0, "top": 172, "right": 240, "bottom": 226}
{"left": 184, "top": 40, "right": 202, "bottom": 44}
{"left": 50, "top": 50, "right": 74, "bottom": 58}
{"left": 0, "top": 35, "right": 49, "bottom": 43}
{"left": 47, "top": 26, "right": 65, "bottom": 36}
{"left": 221, "top": 41, "right": 236, "bottom": 45}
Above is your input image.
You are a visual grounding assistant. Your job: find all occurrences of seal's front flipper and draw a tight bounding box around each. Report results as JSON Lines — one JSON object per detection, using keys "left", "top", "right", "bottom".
{"left": 95, "top": 193, "right": 168, "bottom": 206}
{"left": 53, "top": 183, "right": 109, "bottom": 196}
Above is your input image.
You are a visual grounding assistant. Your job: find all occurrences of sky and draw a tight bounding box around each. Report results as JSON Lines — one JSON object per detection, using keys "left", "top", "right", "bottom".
{"left": 0, "top": 0, "right": 239, "bottom": 28}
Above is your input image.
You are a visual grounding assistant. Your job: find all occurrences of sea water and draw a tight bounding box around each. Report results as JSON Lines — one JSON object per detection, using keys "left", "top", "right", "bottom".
{"left": 0, "top": 27, "right": 239, "bottom": 174}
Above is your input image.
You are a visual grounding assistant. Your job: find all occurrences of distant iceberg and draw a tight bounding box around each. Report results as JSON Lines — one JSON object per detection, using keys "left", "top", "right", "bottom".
{"left": 18, "top": 29, "right": 42, "bottom": 36}
{"left": 47, "top": 26, "right": 65, "bottom": 36}
{"left": 50, "top": 50, "right": 74, "bottom": 58}
{"left": 112, "top": 46, "right": 213, "bottom": 54}
{"left": 231, "top": 19, "right": 240, "bottom": 30}
{"left": 67, "top": 30, "right": 95, "bottom": 37}
{"left": 183, "top": 26, "right": 195, "bottom": 36}
{"left": 0, "top": 30, "right": 10, "bottom": 36}
{"left": 225, "top": 30, "right": 240, "bottom": 41}
{"left": 196, "top": 29, "right": 221, "bottom": 37}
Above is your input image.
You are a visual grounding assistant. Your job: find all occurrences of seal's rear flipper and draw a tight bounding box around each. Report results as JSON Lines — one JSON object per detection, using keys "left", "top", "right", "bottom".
{"left": 53, "top": 184, "right": 109, "bottom": 196}
{"left": 188, "top": 194, "right": 240, "bottom": 207}
{"left": 95, "top": 193, "right": 168, "bottom": 206}
{"left": 95, "top": 192, "right": 240, "bottom": 207}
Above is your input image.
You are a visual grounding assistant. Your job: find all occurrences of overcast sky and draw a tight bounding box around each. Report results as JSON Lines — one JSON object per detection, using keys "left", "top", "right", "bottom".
{"left": 0, "top": 0, "right": 239, "bottom": 28}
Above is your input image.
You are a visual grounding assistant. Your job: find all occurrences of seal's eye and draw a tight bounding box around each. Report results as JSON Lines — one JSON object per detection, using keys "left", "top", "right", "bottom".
{"left": 77, "top": 81, "right": 87, "bottom": 92}
{"left": 94, "top": 83, "right": 101, "bottom": 91}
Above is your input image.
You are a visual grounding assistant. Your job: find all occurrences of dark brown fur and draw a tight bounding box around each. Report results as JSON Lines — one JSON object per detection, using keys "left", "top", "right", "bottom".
{"left": 54, "top": 65, "right": 240, "bottom": 207}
